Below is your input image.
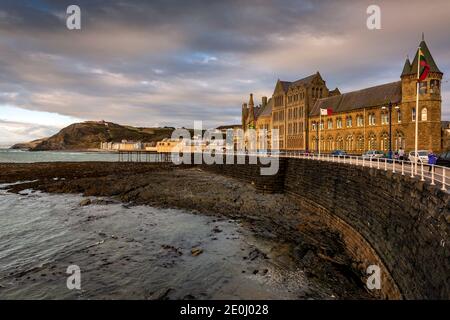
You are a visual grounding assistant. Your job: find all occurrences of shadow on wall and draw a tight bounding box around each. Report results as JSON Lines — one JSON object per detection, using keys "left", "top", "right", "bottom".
{"left": 194, "top": 155, "right": 449, "bottom": 299}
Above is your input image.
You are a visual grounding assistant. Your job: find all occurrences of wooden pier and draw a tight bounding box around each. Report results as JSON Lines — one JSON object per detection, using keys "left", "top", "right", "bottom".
{"left": 117, "top": 150, "right": 173, "bottom": 162}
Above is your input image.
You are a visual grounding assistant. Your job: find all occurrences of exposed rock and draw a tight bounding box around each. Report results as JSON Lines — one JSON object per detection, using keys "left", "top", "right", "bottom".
{"left": 79, "top": 198, "right": 91, "bottom": 206}
{"left": 191, "top": 248, "right": 203, "bottom": 256}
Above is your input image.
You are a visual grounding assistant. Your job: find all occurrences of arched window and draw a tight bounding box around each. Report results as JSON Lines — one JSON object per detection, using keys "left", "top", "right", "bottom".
{"left": 380, "top": 132, "right": 389, "bottom": 151}
{"left": 368, "top": 133, "right": 376, "bottom": 150}
{"left": 421, "top": 108, "right": 428, "bottom": 121}
{"left": 395, "top": 131, "right": 405, "bottom": 151}
{"left": 345, "top": 135, "right": 353, "bottom": 151}
{"left": 336, "top": 136, "right": 344, "bottom": 150}
{"left": 346, "top": 116, "right": 352, "bottom": 127}
{"left": 356, "top": 135, "right": 364, "bottom": 151}
{"left": 327, "top": 136, "right": 334, "bottom": 151}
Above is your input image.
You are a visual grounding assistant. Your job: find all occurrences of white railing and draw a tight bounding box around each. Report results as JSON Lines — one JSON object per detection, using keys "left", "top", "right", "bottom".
{"left": 235, "top": 150, "right": 449, "bottom": 193}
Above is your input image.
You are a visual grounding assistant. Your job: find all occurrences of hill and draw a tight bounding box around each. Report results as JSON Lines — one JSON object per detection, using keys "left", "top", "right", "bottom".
{"left": 10, "top": 121, "right": 177, "bottom": 151}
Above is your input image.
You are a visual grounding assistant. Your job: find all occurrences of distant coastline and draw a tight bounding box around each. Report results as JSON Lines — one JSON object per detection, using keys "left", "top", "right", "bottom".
{"left": 8, "top": 120, "right": 177, "bottom": 152}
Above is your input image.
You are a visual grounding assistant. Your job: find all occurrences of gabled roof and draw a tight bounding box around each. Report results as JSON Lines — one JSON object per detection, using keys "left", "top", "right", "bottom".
{"left": 275, "top": 73, "right": 319, "bottom": 93}
{"left": 310, "top": 81, "right": 402, "bottom": 116}
{"left": 406, "top": 40, "right": 442, "bottom": 75}
{"left": 290, "top": 73, "right": 318, "bottom": 87}
{"left": 257, "top": 98, "right": 273, "bottom": 118}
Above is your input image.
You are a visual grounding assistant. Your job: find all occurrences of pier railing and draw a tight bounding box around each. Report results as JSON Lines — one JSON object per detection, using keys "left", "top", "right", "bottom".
{"left": 252, "top": 151, "right": 449, "bottom": 192}
{"left": 117, "top": 149, "right": 449, "bottom": 192}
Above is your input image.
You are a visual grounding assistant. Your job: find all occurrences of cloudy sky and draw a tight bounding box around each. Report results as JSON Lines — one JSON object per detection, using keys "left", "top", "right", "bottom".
{"left": 0, "top": 0, "right": 449, "bottom": 146}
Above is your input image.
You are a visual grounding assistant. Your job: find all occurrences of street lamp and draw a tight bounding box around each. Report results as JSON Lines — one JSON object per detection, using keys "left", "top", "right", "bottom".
{"left": 381, "top": 102, "right": 400, "bottom": 159}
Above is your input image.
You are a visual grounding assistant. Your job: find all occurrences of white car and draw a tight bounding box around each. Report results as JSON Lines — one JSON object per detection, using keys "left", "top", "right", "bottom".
{"left": 408, "top": 150, "right": 429, "bottom": 164}
{"left": 362, "top": 150, "right": 384, "bottom": 160}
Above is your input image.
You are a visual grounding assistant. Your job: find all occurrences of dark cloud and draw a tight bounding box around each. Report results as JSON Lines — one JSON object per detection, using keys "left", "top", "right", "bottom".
{"left": 0, "top": 0, "right": 449, "bottom": 145}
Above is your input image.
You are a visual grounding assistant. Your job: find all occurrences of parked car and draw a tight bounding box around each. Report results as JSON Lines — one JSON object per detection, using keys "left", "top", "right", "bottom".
{"left": 436, "top": 151, "right": 450, "bottom": 167}
{"left": 331, "top": 150, "right": 347, "bottom": 156}
{"left": 362, "top": 150, "right": 384, "bottom": 160}
{"left": 408, "top": 150, "right": 429, "bottom": 164}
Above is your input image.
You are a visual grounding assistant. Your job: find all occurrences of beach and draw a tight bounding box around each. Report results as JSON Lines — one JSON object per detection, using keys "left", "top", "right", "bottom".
{"left": 0, "top": 161, "right": 373, "bottom": 299}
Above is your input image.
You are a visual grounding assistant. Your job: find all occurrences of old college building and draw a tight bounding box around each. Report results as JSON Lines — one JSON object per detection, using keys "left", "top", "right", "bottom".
{"left": 241, "top": 39, "right": 444, "bottom": 153}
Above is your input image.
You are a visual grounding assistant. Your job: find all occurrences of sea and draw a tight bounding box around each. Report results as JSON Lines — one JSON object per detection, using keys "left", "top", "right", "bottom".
{"left": 0, "top": 149, "right": 327, "bottom": 299}
{"left": 0, "top": 148, "right": 122, "bottom": 163}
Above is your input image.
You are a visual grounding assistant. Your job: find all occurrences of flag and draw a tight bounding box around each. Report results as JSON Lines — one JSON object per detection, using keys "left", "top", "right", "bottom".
{"left": 320, "top": 108, "right": 333, "bottom": 116}
{"left": 418, "top": 48, "right": 430, "bottom": 81}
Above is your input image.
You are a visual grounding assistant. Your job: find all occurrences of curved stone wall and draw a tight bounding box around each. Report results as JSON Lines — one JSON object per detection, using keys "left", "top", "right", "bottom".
{"left": 283, "top": 158, "right": 449, "bottom": 299}
{"left": 196, "top": 156, "right": 449, "bottom": 299}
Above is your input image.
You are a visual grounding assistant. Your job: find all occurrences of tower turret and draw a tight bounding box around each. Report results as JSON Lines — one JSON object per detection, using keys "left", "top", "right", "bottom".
{"left": 247, "top": 93, "right": 255, "bottom": 128}
{"left": 241, "top": 103, "right": 248, "bottom": 129}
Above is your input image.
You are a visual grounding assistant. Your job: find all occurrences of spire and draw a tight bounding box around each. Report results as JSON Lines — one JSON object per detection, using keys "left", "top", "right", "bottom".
{"left": 401, "top": 56, "right": 411, "bottom": 77}
{"left": 247, "top": 93, "right": 255, "bottom": 124}
{"left": 422, "top": 32, "right": 424, "bottom": 41}
{"left": 408, "top": 39, "right": 442, "bottom": 75}
{"left": 248, "top": 93, "right": 254, "bottom": 107}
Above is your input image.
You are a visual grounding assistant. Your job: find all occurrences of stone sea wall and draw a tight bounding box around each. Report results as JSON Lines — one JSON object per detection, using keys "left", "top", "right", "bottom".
{"left": 190, "top": 155, "right": 449, "bottom": 299}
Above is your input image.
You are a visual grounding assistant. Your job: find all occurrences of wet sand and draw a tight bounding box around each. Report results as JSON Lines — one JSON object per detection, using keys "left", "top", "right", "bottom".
{"left": 0, "top": 162, "right": 373, "bottom": 299}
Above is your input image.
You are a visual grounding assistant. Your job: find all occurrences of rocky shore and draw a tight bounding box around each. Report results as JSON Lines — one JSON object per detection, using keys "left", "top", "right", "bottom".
{"left": 0, "top": 162, "right": 373, "bottom": 299}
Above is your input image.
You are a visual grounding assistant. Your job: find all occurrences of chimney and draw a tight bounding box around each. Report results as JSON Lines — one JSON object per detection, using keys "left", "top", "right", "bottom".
{"left": 262, "top": 96, "right": 268, "bottom": 107}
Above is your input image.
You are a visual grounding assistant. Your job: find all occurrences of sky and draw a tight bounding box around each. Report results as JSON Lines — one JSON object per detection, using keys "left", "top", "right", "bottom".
{"left": 0, "top": 0, "right": 449, "bottom": 146}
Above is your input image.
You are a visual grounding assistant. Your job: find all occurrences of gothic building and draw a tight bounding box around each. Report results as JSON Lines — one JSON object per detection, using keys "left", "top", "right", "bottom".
{"left": 241, "top": 39, "right": 444, "bottom": 153}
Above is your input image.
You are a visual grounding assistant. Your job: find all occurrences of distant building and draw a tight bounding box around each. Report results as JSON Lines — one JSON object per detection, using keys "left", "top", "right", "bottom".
{"left": 100, "top": 140, "right": 143, "bottom": 151}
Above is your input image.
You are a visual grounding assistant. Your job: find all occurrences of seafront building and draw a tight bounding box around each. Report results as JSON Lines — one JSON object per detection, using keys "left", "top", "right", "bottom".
{"left": 100, "top": 140, "right": 143, "bottom": 151}
{"left": 242, "top": 39, "right": 444, "bottom": 154}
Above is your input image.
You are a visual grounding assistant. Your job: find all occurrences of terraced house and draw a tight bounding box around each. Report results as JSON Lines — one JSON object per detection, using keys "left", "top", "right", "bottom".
{"left": 242, "top": 39, "right": 444, "bottom": 154}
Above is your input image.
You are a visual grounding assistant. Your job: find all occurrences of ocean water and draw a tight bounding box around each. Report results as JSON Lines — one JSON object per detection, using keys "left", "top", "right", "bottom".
{"left": 0, "top": 149, "right": 158, "bottom": 163}
{"left": 0, "top": 184, "right": 322, "bottom": 300}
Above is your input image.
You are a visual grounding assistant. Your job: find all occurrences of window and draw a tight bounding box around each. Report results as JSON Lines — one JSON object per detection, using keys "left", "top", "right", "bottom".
{"left": 419, "top": 81, "right": 427, "bottom": 94}
{"left": 381, "top": 112, "right": 389, "bottom": 125}
{"left": 430, "top": 80, "right": 440, "bottom": 94}
{"left": 356, "top": 115, "right": 364, "bottom": 127}
{"left": 327, "top": 119, "right": 333, "bottom": 129}
{"left": 336, "top": 118, "right": 343, "bottom": 128}
{"left": 356, "top": 135, "right": 364, "bottom": 151}
{"left": 412, "top": 108, "right": 416, "bottom": 121}
{"left": 395, "top": 131, "right": 405, "bottom": 150}
{"left": 336, "top": 136, "right": 344, "bottom": 149}
{"left": 312, "top": 122, "right": 316, "bottom": 131}
{"left": 397, "top": 110, "right": 402, "bottom": 123}
{"left": 368, "top": 133, "right": 376, "bottom": 150}
{"left": 320, "top": 121, "right": 324, "bottom": 130}
{"left": 421, "top": 108, "right": 428, "bottom": 121}
{"left": 346, "top": 116, "right": 352, "bottom": 127}
{"left": 380, "top": 132, "right": 389, "bottom": 151}
{"left": 346, "top": 135, "right": 353, "bottom": 151}
{"left": 368, "top": 113, "right": 376, "bottom": 126}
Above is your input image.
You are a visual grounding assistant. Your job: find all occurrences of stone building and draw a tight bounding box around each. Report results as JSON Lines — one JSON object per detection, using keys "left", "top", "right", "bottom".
{"left": 242, "top": 39, "right": 444, "bottom": 154}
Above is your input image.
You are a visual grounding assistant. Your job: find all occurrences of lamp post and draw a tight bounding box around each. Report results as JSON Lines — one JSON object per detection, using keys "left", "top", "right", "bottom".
{"left": 381, "top": 102, "right": 400, "bottom": 159}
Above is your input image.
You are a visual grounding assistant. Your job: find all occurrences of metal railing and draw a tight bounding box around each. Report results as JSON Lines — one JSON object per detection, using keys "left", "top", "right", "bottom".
{"left": 266, "top": 151, "right": 449, "bottom": 192}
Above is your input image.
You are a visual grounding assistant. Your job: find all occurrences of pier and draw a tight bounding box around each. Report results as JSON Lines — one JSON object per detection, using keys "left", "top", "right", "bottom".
{"left": 117, "top": 150, "right": 173, "bottom": 162}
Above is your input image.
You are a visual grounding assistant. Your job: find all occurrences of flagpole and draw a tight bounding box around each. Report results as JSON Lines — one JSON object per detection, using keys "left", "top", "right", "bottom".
{"left": 414, "top": 46, "right": 420, "bottom": 174}
{"left": 319, "top": 112, "right": 321, "bottom": 156}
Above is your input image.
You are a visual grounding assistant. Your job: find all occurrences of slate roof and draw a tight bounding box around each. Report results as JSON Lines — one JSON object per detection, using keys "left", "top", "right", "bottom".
{"left": 402, "top": 40, "right": 442, "bottom": 76}
{"left": 310, "top": 81, "right": 402, "bottom": 116}
{"left": 278, "top": 73, "right": 319, "bottom": 92}
{"left": 257, "top": 98, "right": 273, "bottom": 118}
